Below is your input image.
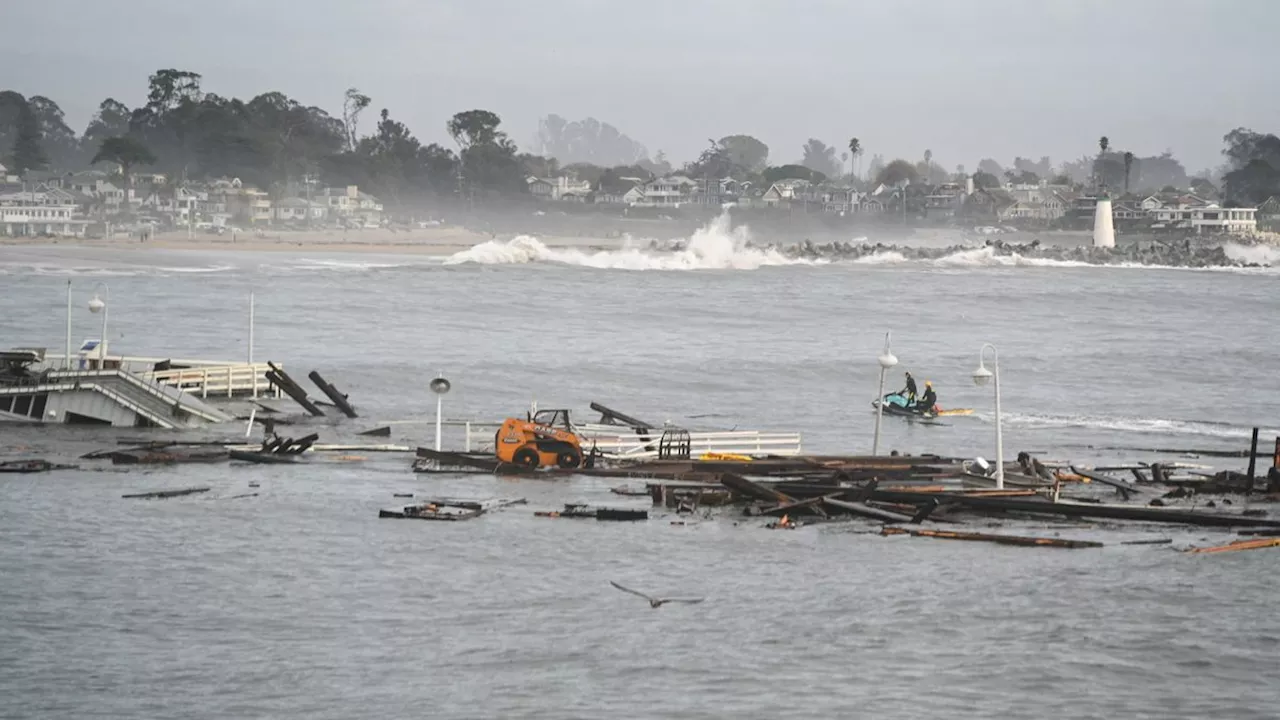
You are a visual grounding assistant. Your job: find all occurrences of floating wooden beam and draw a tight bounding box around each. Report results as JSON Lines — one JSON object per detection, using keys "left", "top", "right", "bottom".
{"left": 882, "top": 526, "right": 1103, "bottom": 549}
{"left": 1185, "top": 537, "right": 1280, "bottom": 554}
{"left": 823, "top": 497, "right": 916, "bottom": 524}
{"left": 122, "top": 486, "right": 211, "bottom": 499}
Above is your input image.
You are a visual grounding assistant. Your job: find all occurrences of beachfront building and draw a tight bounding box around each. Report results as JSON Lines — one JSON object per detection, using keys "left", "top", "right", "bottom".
{"left": 314, "top": 186, "right": 383, "bottom": 226}
{"left": 629, "top": 175, "right": 696, "bottom": 208}
{"left": 273, "top": 197, "right": 328, "bottom": 223}
{"left": 0, "top": 190, "right": 88, "bottom": 237}
{"left": 1149, "top": 203, "right": 1257, "bottom": 234}
{"left": 528, "top": 175, "right": 592, "bottom": 201}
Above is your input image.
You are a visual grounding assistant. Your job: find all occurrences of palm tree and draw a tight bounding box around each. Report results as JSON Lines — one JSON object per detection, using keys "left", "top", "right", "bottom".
{"left": 1099, "top": 136, "right": 1110, "bottom": 154}
{"left": 91, "top": 136, "right": 157, "bottom": 216}
{"left": 848, "top": 137, "right": 861, "bottom": 179}
{"left": 1122, "top": 151, "right": 1134, "bottom": 195}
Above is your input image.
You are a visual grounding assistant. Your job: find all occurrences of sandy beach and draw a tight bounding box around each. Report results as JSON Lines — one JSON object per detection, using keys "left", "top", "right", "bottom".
{"left": 0, "top": 226, "right": 633, "bottom": 257}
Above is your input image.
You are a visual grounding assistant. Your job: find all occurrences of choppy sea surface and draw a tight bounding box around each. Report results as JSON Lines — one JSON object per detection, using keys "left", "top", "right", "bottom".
{"left": 2, "top": 227, "right": 1279, "bottom": 719}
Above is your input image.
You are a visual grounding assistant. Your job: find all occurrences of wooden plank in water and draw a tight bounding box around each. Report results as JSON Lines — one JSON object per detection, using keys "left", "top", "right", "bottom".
{"left": 122, "top": 486, "right": 211, "bottom": 499}
{"left": 823, "top": 497, "right": 917, "bottom": 524}
{"left": 1185, "top": 537, "right": 1280, "bottom": 554}
{"left": 882, "top": 526, "right": 1103, "bottom": 549}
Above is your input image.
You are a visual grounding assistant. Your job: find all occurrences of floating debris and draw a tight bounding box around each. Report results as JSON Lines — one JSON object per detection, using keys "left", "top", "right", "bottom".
{"left": 379, "top": 497, "right": 526, "bottom": 521}
{"left": 535, "top": 503, "right": 648, "bottom": 521}
{"left": 122, "top": 486, "right": 211, "bottom": 499}
{"left": 882, "top": 526, "right": 1104, "bottom": 549}
{"left": 0, "top": 459, "right": 77, "bottom": 473}
{"left": 1185, "top": 537, "right": 1280, "bottom": 554}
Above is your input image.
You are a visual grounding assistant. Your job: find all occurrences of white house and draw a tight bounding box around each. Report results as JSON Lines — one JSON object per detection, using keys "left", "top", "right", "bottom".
{"left": 632, "top": 175, "right": 695, "bottom": 207}
{"left": 760, "top": 180, "right": 809, "bottom": 207}
{"left": 1150, "top": 204, "right": 1256, "bottom": 234}
{"left": 0, "top": 190, "right": 88, "bottom": 237}
{"left": 528, "top": 175, "right": 592, "bottom": 201}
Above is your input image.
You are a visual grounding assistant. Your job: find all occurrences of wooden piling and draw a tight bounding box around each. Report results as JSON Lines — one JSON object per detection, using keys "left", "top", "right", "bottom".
{"left": 266, "top": 362, "right": 324, "bottom": 417}
{"left": 1245, "top": 428, "right": 1259, "bottom": 496}
{"left": 308, "top": 371, "right": 358, "bottom": 418}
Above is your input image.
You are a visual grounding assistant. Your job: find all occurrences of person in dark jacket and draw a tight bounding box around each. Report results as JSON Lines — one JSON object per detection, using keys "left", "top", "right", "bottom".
{"left": 900, "top": 372, "right": 918, "bottom": 402}
{"left": 915, "top": 381, "right": 937, "bottom": 413}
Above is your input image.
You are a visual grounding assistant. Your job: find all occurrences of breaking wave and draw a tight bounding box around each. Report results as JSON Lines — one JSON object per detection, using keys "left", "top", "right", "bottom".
{"left": 1223, "top": 242, "right": 1280, "bottom": 266}
{"left": 444, "top": 212, "right": 818, "bottom": 271}
{"left": 253, "top": 258, "right": 430, "bottom": 276}
{"left": 6, "top": 263, "right": 235, "bottom": 277}
{"left": 992, "top": 412, "right": 1276, "bottom": 440}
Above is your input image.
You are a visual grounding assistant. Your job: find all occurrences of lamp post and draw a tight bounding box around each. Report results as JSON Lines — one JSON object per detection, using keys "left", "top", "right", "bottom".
{"left": 429, "top": 374, "right": 451, "bottom": 452}
{"left": 972, "top": 343, "right": 1003, "bottom": 489}
{"left": 87, "top": 282, "right": 109, "bottom": 368}
{"left": 872, "top": 332, "right": 898, "bottom": 456}
{"left": 64, "top": 279, "right": 72, "bottom": 369}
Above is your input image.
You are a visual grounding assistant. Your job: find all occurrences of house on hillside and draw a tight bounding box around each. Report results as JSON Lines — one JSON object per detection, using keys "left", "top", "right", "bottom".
{"left": 314, "top": 185, "right": 383, "bottom": 226}
{"left": 960, "top": 187, "right": 1016, "bottom": 222}
{"left": 632, "top": 175, "right": 695, "bottom": 207}
{"left": 1258, "top": 196, "right": 1280, "bottom": 229}
{"left": 273, "top": 197, "right": 328, "bottom": 223}
{"left": 760, "top": 180, "right": 808, "bottom": 208}
{"left": 528, "top": 175, "right": 592, "bottom": 201}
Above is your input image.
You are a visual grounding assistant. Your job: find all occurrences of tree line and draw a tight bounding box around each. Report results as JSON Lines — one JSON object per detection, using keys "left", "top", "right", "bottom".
{"left": 2, "top": 69, "right": 1278, "bottom": 210}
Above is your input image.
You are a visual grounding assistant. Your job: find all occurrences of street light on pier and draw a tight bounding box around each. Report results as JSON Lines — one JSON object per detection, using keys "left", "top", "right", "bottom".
{"left": 87, "top": 282, "right": 109, "bottom": 368}
{"left": 972, "top": 343, "right": 1004, "bottom": 489}
{"left": 872, "top": 332, "right": 898, "bottom": 456}
{"left": 430, "top": 374, "right": 452, "bottom": 452}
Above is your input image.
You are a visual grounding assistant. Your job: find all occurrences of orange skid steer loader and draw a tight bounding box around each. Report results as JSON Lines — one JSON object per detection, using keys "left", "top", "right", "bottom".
{"left": 495, "top": 413, "right": 584, "bottom": 470}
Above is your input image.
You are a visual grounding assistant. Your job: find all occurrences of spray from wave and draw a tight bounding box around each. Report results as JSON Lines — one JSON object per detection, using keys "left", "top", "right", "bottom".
{"left": 989, "top": 411, "right": 1275, "bottom": 440}
{"left": 444, "top": 212, "right": 819, "bottom": 271}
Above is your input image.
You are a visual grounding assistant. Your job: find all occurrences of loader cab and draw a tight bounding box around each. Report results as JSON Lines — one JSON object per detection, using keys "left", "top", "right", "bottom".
{"left": 531, "top": 409, "right": 573, "bottom": 431}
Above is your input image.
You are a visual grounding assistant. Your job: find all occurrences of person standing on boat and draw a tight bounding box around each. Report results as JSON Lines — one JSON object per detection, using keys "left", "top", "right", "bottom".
{"left": 915, "top": 381, "right": 937, "bottom": 414}
{"left": 900, "top": 372, "right": 918, "bottom": 403}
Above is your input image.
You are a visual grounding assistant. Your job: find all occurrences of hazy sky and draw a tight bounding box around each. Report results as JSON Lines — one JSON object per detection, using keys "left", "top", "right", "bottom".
{"left": 3, "top": 0, "right": 1277, "bottom": 173}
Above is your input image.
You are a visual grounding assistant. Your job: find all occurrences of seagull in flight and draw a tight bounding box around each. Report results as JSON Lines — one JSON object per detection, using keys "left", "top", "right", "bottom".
{"left": 610, "top": 581, "right": 705, "bottom": 608}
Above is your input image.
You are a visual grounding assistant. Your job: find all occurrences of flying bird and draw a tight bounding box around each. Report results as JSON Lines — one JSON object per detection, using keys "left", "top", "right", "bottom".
{"left": 610, "top": 581, "right": 705, "bottom": 608}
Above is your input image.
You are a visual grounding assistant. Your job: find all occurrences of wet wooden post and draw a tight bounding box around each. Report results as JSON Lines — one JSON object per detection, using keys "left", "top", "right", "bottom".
{"left": 308, "top": 370, "right": 358, "bottom": 418}
{"left": 1245, "top": 427, "right": 1259, "bottom": 496}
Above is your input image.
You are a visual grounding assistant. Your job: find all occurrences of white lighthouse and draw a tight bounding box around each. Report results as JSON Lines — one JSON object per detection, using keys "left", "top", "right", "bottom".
{"left": 1092, "top": 193, "right": 1115, "bottom": 248}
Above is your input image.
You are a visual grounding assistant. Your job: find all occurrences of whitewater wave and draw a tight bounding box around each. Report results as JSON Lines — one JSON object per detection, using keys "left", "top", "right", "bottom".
{"left": 256, "top": 258, "right": 420, "bottom": 275}
{"left": 444, "top": 212, "right": 819, "bottom": 271}
{"left": 10, "top": 264, "right": 235, "bottom": 277}
{"left": 1223, "top": 242, "right": 1280, "bottom": 266}
{"left": 991, "top": 412, "right": 1275, "bottom": 440}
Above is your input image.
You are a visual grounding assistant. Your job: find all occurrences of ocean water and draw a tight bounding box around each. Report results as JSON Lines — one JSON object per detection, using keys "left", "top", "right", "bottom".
{"left": 2, "top": 228, "right": 1279, "bottom": 719}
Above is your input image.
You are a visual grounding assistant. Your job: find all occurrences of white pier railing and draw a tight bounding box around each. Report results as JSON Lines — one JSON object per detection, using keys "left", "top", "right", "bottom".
{"left": 38, "top": 354, "right": 281, "bottom": 399}
{"left": 142, "top": 363, "right": 282, "bottom": 399}
{"left": 438, "top": 420, "right": 803, "bottom": 459}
